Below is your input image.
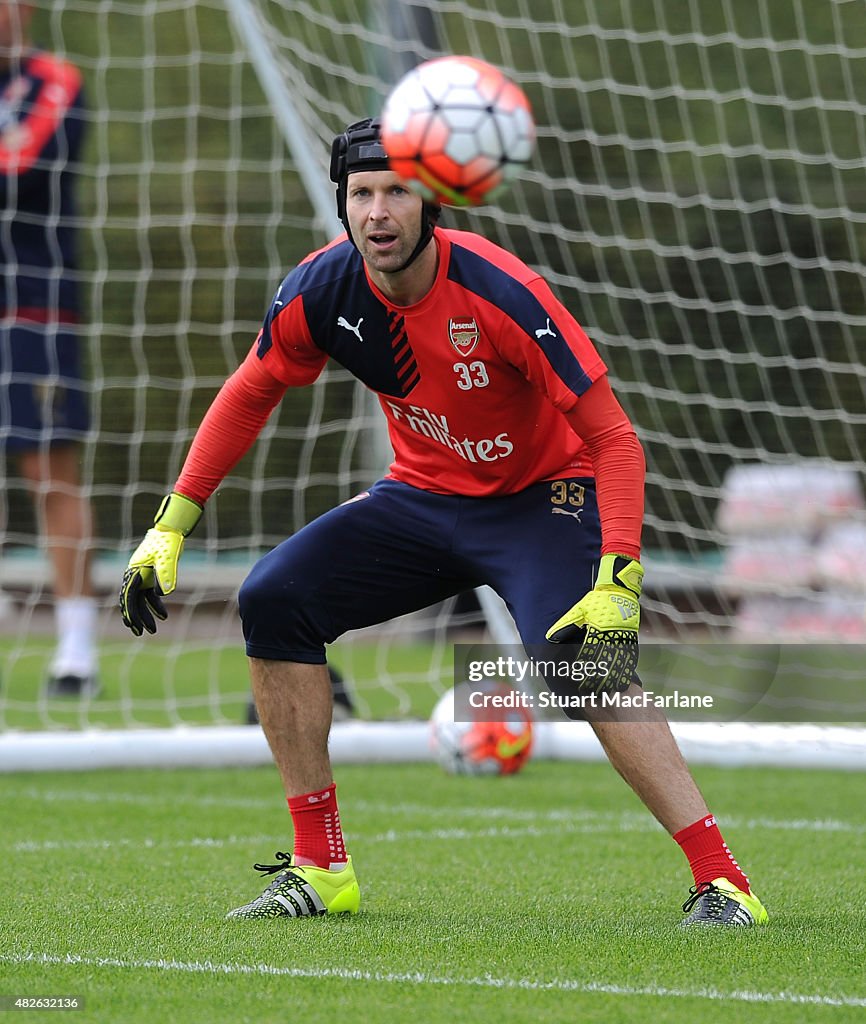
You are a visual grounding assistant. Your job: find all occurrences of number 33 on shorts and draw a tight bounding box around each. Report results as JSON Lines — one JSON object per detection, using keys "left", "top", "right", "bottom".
{"left": 550, "top": 479, "right": 585, "bottom": 508}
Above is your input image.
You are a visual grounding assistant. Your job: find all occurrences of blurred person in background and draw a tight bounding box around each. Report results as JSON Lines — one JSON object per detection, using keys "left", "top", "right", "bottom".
{"left": 0, "top": 0, "right": 98, "bottom": 697}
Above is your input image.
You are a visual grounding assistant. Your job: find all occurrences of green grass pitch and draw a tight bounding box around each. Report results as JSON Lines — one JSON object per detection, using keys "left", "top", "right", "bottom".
{"left": 1, "top": 759, "right": 865, "bottom": 1023}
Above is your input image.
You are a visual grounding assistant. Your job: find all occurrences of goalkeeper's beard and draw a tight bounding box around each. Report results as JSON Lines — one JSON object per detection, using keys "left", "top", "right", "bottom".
{"left": 356, "top": 214, "right": 433, "bottom": 274}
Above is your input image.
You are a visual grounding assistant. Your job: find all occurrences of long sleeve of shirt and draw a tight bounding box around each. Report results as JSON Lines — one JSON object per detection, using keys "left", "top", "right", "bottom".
{"left": 174, "top": 346, "right": 287, "bottom": 504}
{"left": 562, "top": 375, "right": 645, "bottom": 560}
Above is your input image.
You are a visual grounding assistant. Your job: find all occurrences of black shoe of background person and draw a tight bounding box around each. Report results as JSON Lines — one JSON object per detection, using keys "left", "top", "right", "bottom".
{"left": 246, "top": 665, "right": 355, "bottom": 724}
{"left": 44, "top": 674, "right": 102, "bottom": 699}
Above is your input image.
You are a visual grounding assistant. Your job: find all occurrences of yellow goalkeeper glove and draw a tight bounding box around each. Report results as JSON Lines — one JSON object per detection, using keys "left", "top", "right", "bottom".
{"left": 546, "top": 554, "right": 644, "bottom": 693}
{"left": 119, "top": 492, "right": 202, "bottom": 637}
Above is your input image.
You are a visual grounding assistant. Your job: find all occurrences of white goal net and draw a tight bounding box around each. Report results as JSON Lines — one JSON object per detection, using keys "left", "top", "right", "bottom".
{"left": 1, "top": 0, "right": 864, "bottom": 765}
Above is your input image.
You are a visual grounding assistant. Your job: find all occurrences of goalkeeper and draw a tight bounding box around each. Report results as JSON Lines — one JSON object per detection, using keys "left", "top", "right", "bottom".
{"left": 120, "top": 118, "right": 767, "bottom": 928}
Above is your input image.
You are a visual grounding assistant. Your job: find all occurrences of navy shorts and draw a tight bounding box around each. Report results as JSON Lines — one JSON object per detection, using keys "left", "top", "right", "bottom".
{"left": 0, "top": 322, "right": 90, "bottom": 452}
{"left": 239, "top": 476, "right": 601, "bottom": 663}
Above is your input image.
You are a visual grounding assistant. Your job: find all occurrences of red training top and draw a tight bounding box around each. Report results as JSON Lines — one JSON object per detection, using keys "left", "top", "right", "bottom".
{"left": 176, "top": 228, "right": 644, "bottom": 557}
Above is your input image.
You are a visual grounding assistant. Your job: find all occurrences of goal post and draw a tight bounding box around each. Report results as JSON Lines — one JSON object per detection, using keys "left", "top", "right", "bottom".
{"left": 0, "top": 0, "right": 864, "bottom": 769}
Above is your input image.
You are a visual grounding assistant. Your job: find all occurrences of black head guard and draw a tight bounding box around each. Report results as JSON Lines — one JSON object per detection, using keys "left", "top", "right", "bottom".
{"left": 329, "top": 117, "right": 440, "bottom": 270}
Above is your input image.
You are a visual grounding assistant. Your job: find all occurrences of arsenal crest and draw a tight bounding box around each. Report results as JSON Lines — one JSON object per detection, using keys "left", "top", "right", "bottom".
{"left": 448, "top": 317, "right": 480, "bottom": 357}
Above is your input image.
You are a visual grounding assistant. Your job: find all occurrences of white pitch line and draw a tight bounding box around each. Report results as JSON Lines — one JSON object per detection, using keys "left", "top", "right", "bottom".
{"left": 6, "top": 787, "right": 277, "bottom": 810}
{"left": 1, "top": 952, "right": 864, "bottom": 1009}
{"left": 9, "top": 810, "right": 866, "bottom": 855}
{"left": 8, "top": 819, "right": 659, "bottom": 854}
{"left": 10, "top": 834, "right": 279, "bottom": 854}
{"left": 6, "top": 788, "right": 643, "bottom": 820}
{"left": 8, "top": 787, "right": 866, "bottom": 837}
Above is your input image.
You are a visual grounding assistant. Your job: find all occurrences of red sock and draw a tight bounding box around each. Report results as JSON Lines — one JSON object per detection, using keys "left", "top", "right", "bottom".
{"left": 674, "top": 814, "right": 751, "bottom": 893}
{"left": 287, "top": 782, "right": 347, "bottom": 869}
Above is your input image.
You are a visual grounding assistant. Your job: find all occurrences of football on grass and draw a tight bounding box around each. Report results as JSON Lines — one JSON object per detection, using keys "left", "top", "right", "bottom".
{"left": 381, "top": 55, "right": 536, "bottom": 207}
{"left": 429, "top": 682, "right": 534, "bottom": 776}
